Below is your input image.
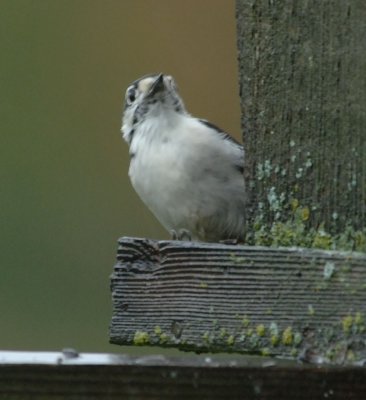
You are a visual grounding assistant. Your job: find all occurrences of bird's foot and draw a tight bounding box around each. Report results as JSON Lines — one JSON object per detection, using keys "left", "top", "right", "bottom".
{"left": 219, "top": 237, "right": 245, "bottom": 245}
{"left": 170, "top": 228, "right": 192, "bottom": 241}
{"left": 170, "top": 229, "right": 178, "bottom": 240}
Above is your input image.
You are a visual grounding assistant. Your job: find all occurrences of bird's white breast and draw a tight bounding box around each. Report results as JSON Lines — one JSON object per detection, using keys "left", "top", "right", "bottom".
{"left": 127, "top": 112, "right": 245, "bottom": 240}
{"left": 128, "top": 113, "right": 196, "bottom": 230}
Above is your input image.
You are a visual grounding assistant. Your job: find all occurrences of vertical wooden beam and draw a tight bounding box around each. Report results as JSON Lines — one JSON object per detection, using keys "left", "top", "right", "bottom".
{"left": 236, "top": 0, "right": 366, "bottom": 242}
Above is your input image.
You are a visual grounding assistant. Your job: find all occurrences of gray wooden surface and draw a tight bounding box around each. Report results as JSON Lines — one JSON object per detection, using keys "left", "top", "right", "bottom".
{"left": 110, "top": 237, "right": 366, "bottom": 363}
{"left": 1, "top": 351, "right": 365, "bottom": 399}
{"left": 236, "top": 0, "right": 366, "bottom": 236}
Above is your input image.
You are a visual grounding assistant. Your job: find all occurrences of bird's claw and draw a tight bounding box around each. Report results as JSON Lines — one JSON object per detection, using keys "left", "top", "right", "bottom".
{"left": 170, "top": 229, "right": 192, "bottom": 241}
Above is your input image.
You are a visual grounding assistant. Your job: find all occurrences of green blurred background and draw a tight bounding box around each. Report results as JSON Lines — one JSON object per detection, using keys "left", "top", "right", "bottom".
{"left": 1, "top": 0, "right": 241, "bottom": 353}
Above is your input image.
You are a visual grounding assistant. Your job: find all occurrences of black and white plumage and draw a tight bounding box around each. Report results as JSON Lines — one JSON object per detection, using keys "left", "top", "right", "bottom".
{"left": 121, "top": 73, "right": 246, "bottom": 242}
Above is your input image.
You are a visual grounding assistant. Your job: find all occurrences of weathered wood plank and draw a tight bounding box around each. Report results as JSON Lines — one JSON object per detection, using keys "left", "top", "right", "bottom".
{"left": 236, "top": 0, "right": 366, "bottom": 238}
{"left": 1, "top": 351, "right": 365, "bottom": 399}
{"left": 110, "top": 237, "right": 366, "bottom": 363}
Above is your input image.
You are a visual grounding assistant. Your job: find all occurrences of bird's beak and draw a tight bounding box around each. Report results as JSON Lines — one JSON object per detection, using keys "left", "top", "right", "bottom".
{"left": 148, "top": 74, "right": 165, "bottom": 96}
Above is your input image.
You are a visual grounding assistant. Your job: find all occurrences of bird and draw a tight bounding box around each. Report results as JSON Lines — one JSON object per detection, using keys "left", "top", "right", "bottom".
{"left": 121, "top": 73, "right": 246, "bottom": 242}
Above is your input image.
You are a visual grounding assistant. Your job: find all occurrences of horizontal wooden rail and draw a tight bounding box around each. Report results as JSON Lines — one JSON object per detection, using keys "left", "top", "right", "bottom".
{"left": 110, "top": 237, "right": 366, "bottom": 363}
{"left": 1, "top": 351, "right": 365, "bottom": 399}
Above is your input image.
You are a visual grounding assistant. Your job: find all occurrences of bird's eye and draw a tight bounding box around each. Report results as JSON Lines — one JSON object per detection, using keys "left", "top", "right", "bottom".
{"left": 126, "top": 88, "right": 136, "bottom": 105}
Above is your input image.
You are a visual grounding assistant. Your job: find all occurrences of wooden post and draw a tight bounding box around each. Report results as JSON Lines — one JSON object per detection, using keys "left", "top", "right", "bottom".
{"left": 110, "top": 237, "right": 366, "bottom": 363}
{"left": 236, "top": 0, "right": 366, "bottom": 242}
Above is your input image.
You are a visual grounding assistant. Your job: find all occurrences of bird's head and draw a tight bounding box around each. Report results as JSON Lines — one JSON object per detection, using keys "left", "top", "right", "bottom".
{"left": 121, "top": 73, "right": 186, "bottom": 144}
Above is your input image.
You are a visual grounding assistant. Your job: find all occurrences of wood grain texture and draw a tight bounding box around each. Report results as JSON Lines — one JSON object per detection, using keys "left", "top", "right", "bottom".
{"left": 110, "top": 238, "right": 366, "bottom": 363}
{"left": 236, "top": 0, "right": 366, "bottom": 235}
{"left": 1, "top": 352, "right": 366, "bottom": 400}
